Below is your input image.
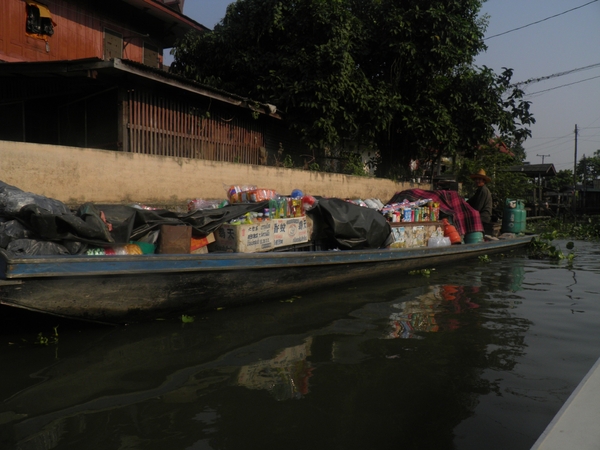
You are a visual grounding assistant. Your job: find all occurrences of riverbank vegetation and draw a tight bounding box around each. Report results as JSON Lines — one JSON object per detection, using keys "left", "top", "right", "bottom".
{"left": 528, "top": 216, "right": 600, "bottom": 241}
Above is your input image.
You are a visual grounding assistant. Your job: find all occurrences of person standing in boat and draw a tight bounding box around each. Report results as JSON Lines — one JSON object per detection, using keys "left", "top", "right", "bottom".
{"left": 467, "top": 169, "right": 493, "bottom": 232}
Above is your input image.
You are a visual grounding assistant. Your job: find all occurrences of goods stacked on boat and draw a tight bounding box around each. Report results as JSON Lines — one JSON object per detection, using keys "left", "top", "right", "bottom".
{"left": 380, "top": 197, "right": 446, "bottom": 248}
{"left": 0, "top": 180, "right": 485, "bottom": 257}
{"left": 210, "top": 186, "right": 311, "bottom": 253}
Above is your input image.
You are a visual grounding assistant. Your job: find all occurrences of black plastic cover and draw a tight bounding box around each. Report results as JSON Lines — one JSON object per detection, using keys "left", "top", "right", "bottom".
{"left": 308, "top": 198, "right": 391, "bottom": 250}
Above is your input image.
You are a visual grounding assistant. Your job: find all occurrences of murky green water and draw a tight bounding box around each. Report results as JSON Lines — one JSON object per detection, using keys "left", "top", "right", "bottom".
{"left": 1, "top": 239, "right": 599, "bottom": 450}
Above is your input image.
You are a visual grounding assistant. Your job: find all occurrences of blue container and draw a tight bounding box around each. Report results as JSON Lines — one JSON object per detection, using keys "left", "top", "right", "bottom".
{"left": 501, "top": 199, "right": 526, "bottom": 233}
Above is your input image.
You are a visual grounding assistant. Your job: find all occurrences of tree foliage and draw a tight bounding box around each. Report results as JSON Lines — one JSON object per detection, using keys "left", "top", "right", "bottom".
{"left": 547, "top": 169, "right": 574, "bottom": 192}
{"left": 577, "top": 150, "right": 600, "bottom": 185}
{"left": 171, "top": 0, "right": 535, "bottom": 178}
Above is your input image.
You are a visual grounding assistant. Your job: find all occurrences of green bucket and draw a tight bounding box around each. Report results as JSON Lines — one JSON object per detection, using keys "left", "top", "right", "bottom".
{"left": 464, "top": 232, "right": 483, "bottom": 244}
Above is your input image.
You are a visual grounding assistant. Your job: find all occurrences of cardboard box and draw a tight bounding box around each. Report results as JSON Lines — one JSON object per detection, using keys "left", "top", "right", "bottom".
{"left": 390, "top": 222, "right": 442, "bottom": 248}
{"left": 272, "top": 217, "right": 309, "bottom": 248}
{"left": 191, "top": 245, "right": 209, "bottom": 254}
{"left": 157, "top": 225, "right": 192, "bottom": 254}
{"left": 211, "top": 217, "right": 310, "bottom": 253}
{"left": 212, "top": 221, "right": 274, "bottom": 253}
{"left": 190, "top": 233, "right": 215, "bottom": 253}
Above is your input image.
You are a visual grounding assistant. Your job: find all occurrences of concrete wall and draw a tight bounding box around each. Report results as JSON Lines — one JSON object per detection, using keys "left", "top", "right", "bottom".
{"left": 0, "top": 141, "right": 427, "bottom": 208}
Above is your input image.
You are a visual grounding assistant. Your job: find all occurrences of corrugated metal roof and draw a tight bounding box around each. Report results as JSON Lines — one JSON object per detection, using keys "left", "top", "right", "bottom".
{"left": 0, "top": 57, "right": 280, "bottom": 119}
{"left": 505, "top": 164, "right": 557, "bottom": 177}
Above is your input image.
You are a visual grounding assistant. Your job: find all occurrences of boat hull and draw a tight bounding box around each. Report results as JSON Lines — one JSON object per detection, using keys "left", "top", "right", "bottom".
{"left": 0, "top": 236, "right": 533, "bottom": 323}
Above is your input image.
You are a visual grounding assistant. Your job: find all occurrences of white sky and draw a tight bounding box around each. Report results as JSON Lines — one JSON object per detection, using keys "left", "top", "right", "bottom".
{"left": 171, "top": 0, "right": 600, "bottom": 173}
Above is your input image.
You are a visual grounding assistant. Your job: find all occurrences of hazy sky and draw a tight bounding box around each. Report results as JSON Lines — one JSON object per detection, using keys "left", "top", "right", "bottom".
{"left": 173, "top": 0, "right": 600, "bottom": 172}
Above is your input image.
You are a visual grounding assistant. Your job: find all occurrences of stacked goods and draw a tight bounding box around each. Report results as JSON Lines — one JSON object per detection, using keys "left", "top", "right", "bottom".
{"left": 187, "top": 199, "right": 229, "bottom": 211}
{"left": 226, "top": 185, "right": 278, "bottom": 204}
{"left": 3, "top": 178, "right": 487, "bottom": 257}
{"left": 86, "top": 244, "right": 143, "bottom": 255}
{"left": 381, "top": 199, "right": 440, "bottom": 223}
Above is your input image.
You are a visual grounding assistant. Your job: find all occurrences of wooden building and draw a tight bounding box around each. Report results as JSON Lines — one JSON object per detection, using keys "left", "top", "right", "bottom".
{"left": 0, "top": 0, "right": 302, "bottom": 166}
{"left": 0, "top": 0, "right": 205, "bottom": 65}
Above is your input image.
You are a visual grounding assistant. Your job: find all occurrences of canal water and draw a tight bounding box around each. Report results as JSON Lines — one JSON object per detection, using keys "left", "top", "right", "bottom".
{"left": 1, "top": 239, "right": 599, "bottom": 450}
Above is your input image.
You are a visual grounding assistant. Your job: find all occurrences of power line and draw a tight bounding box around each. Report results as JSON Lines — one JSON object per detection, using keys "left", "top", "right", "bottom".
{"left": 484, "top": 0, "right": 599, "bottom": 40}
{"left": 525, "top": 134, "right": 572, "bottom": 151}
{"left": 513, "top": 62, "right": 600, "bottom": 87}
{"left": 525, "top": 74, "right": 600, "bottom": 96}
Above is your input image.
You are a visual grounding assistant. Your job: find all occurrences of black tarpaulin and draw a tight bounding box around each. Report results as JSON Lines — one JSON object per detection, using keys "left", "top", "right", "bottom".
{"left": 308, "top": 198, "right": 391, "bottom": 250}
{"left": 0, "top": 180, "right": 270, "bottom": 253}
{"left": 15, "top": 202, "right": 269, "bottom": 247}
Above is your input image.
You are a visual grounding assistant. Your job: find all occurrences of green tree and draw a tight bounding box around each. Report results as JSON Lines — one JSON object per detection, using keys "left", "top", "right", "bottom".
{"left": 171, "top": 0, "right": 535, "bottom": 178}
{"left": 577, "top": 151, "right": 600, "bottom": 186}
{"left": 547, "top": 169, "right": 574, "bottom": 192}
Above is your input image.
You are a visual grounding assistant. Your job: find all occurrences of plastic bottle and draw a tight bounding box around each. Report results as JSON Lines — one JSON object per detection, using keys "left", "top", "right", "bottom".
{"left": 269, "top": 198, "right": 278, "bottom": 219}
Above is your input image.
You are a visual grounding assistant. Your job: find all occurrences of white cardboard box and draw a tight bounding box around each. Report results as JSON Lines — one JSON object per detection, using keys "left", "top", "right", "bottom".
{"left": 390, "top": 222, "right": 443, "bottom": 248}
{"left": 212, "top": 221, "right": 274, "bottom": 253}
{"left": 211, "top": 217, "right": 309, "bottom": 253}
{"left": 272, "top": 217, "right": 309, "bottom": 248}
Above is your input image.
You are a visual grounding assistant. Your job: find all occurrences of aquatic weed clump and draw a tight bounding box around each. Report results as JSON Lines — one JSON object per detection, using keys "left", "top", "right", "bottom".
{"left": 527, "top": 216, "right": 600, "bottom": 241}
{"left": 527, "top": 231, "right": 575, "bottom": 261}
{"left": 569, "top": 216, "right": 600, "bottom": 240}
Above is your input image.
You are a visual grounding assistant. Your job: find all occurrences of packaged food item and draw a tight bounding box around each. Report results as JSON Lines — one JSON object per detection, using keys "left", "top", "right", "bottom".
{"left": 226, "top": 185, "right": 257, "bottom": 203}
{"left": 225, "top": 185, "right": 278, "bottom": 203}
{"left": 301, "top": 195, "right": 316, "bottom": 212}
{"left": 188, "top": 199, "right": 228, "bottom": 211}
{"left": 248, "top": 189, "right": 277, "bottom": 202}
{"left": 86, "top": 248, "right": 106, "bottom": 256}
{"left": 87, "top": 244, "right": 143, "bottom": 255}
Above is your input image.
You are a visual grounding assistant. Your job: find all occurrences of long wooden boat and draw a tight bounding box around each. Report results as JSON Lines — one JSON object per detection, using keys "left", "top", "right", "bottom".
{"left": 0, "top": 235, "right": 533, "bottom": 324}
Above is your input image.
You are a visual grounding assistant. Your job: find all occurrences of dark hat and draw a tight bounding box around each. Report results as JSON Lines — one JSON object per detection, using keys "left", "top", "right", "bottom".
{"left": 470, "top": 169, "right": 491, "bottom": 183}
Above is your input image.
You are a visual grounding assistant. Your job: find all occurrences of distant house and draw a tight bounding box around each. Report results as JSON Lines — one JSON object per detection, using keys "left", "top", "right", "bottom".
{"left": 505, "top": 163, "right": 557, "bottom": 216}
{"left": 0, "top": 0, "right": 303, "bottom": 166}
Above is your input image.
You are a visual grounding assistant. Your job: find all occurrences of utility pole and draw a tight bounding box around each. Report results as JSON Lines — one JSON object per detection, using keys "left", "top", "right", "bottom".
{"left": 573, "top": 125, "right": 578, "bottom": 183}
{"left": 573, "top": 124, "right": 578, "bottom": 216}
{"left": 536, "top": 154, "right": 550, "bottom": 164}
{"left": 535, "top": 155, "right": 550, "bottom": 211}
{"left": 583, "top": 154, "right": 587, "bottom": 213}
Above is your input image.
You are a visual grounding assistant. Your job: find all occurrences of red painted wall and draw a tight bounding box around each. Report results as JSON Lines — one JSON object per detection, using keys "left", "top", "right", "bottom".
{"left": 0, "top": 0, "right": 159, "bottom": 64}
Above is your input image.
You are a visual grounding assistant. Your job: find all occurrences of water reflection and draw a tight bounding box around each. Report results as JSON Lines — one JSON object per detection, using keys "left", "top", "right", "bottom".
{"left": 387, "top": 285, "right": 481, "bottom": 339}
{"left": 3, "top": 245, "right": 599, "bottom": 450}
{"left": 237, "top": 338, "right": 314, "bottom": 401}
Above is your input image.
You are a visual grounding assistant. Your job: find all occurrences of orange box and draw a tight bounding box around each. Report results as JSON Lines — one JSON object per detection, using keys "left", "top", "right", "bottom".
{"left": 190, "top": 233, "right": 215, "bottom": 253}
